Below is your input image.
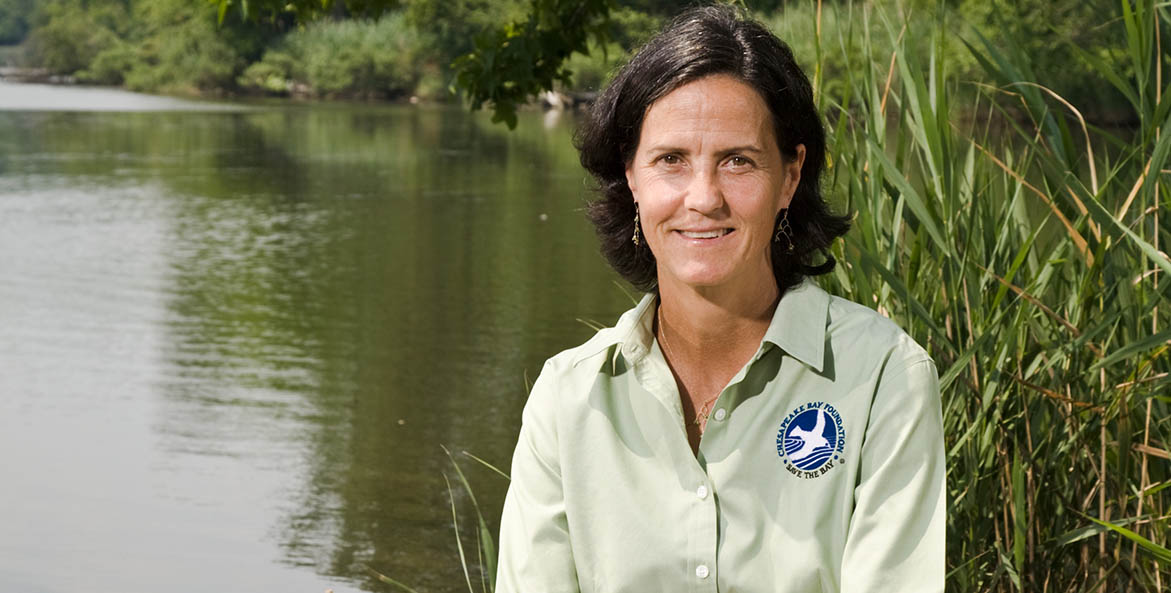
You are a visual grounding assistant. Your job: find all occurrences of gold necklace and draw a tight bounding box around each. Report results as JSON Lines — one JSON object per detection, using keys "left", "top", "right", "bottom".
{"left": 657, "top": 306, "right": 722, "bottom": 431}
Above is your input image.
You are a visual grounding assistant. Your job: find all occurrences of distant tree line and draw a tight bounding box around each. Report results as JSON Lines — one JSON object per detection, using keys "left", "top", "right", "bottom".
{"left": 0, "top": 0, "right": 1140, "bottom": 125}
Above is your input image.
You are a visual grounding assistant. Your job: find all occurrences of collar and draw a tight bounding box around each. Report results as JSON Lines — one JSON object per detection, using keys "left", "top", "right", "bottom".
{"left": 760, "top": 279, "right": 828, "bottom": 372}
{"left": 571, "top": 280, "right": 830, "bottom": 372}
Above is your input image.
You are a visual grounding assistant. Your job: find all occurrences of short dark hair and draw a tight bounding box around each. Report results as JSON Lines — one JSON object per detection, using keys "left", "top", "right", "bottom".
{"left": 576, "top": 4, "right": 850, "bottom": 294}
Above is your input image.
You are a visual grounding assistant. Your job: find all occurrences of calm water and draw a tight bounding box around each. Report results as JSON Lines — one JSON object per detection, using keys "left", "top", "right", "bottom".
{"left": 0, "top": 81, "right": 632, "bottom": 592}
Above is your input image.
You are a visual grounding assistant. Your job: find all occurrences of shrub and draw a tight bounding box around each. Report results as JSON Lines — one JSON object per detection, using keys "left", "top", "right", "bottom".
{"left": 238, "top": 49, "right": 298, "bottom": 95}
{"left": 78, "top": 42, "right": 137, "bottom": 85}
{"left": 25, "top": 0, "right": 126, "bottom": 75}
{"left": 122, "top": 0, "right": 244, "bottom": 93}
{"left": 242, "top": 13, "right": 425, "bottom": 99}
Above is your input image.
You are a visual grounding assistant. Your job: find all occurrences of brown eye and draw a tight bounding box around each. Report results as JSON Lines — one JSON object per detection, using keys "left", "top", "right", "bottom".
{"left": 660, "top": 154, "right": 681, "bottom": 165}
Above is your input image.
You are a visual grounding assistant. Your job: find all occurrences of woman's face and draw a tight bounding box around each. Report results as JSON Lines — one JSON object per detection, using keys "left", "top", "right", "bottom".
{"left": 625, "top": 74, "right": 805, "bottom": 294}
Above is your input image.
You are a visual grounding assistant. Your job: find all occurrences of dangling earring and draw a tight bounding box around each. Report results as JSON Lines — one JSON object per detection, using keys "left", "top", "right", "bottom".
{"left": 774, "top": 208, "right": 794, "bottom": 253}
{"left": 632, "top": 203, "right": 641, "bottom": 246}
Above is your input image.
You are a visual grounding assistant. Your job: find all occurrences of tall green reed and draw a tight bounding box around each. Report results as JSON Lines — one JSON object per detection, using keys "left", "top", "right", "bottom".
{"left": 815, "top": 1, "right": 1169, "bottom": 591}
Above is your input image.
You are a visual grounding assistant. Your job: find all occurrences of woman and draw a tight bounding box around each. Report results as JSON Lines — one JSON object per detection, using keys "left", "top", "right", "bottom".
{"left": 496, "top": 5, "right": 945, "bottom": 593}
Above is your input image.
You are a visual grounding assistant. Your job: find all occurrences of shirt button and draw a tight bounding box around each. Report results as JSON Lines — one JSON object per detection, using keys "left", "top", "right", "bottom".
{"left": 696, "top": 564, "right": 710, "bottom": 579}
{"left": 695, "top": 485, "right": 708, "bottom": 500}
{"left": 713, "top": 408, "right": 727, "bottom": 421}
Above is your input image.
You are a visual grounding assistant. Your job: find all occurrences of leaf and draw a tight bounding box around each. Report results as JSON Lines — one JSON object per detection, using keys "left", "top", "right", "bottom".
{"left": 443, "top": 446, "right": 498, "bottom": 591}
{"left": 1089, "top": 328, "right": 1171, "bottom": 371}
{"left": 846, "top": 236, "right": 955, "bottom": 354}
{"left": 1078, "top": 512, "right": 1171, "bottom": 563}
{"left": 1053, "top": 513, "right": 1146, "bottom": 546}
{"left": 1012, "top": 448, "right": 1026, "bottom": 572}
{"left": 866, "top": 138, "right": 952, "bottom": 256}
{"left": 997, "top": 545, "right": 1023, "bottom": 591}
{"left": 442, "top": 473, "right": 477, "bottom": 593}
{"left": 1082, "top": 186, "right": 1171, "bottom": 280}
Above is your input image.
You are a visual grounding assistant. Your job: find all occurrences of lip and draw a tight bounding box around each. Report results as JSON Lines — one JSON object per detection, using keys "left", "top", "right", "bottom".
{"left": 675, "top": 228, "right": 735, "bottom": 241}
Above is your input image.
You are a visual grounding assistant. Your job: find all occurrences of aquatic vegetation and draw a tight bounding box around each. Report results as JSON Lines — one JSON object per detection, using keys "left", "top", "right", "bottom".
{"left": 817, "top": 1, "right": 1170, "bottom": 590}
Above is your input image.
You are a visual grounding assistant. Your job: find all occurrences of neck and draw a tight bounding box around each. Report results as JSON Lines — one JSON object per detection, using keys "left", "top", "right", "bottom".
{"left": 656, "top": 273, "right": 780, "bottom": 355}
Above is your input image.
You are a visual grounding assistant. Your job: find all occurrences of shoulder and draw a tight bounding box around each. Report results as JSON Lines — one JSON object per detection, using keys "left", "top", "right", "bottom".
{"left": 821, "top": 294, "right": 941, "bottom": 435}
{"left": 824, "top": 293, "right": 933, "bottom": 376}
{"left": 524, "top": 303, "right": 637, "bottom": 416}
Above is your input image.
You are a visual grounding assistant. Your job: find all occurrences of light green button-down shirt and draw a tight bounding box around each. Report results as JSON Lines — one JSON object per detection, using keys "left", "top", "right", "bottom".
{"left": 496, "top": 280, "right": 945, "bottom": 593}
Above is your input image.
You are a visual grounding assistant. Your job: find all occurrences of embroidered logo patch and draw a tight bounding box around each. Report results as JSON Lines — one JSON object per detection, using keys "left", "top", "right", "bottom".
{"left": 776, "top": 401, "right": 845, "bottom": 479}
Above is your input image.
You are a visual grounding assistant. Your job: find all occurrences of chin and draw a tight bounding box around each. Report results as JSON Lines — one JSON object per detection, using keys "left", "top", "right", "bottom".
{"left": 661, "top": 265, "right": 739, "bottom": 289}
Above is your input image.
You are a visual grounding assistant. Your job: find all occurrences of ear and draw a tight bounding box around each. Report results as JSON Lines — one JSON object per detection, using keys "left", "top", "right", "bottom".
{"left": 778, "top": 144, "right": 806, "bottom": 209}
{"left": 625, "top": 163, "right": 639, "bottom": 199}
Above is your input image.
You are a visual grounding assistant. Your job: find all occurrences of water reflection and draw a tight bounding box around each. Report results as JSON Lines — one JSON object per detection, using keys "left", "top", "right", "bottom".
{"left": 0, "top": 96, "right": 631, "bottom": 592}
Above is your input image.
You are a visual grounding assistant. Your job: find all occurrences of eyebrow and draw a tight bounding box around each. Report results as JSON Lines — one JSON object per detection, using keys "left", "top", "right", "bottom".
{"left": 643, "top": 144, "right": 767, "bottom": 156}
{"left": 716, "top": 145, "right": 767, "bottom": 156}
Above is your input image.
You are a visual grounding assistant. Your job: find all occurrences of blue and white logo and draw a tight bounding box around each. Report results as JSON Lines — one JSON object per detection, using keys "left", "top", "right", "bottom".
{"left": 776, "top": 402, "right": 846, "bottom": 479}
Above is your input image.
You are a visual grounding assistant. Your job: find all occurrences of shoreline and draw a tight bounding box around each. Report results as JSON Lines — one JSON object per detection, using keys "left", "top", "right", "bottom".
{"left": 0, "top": 67, "right": 1131, "bottom": 126}
{"left": 0, "top": 73, "right": 598, "bottom": 114}
{"left": 0, "top": 66, "right": 60, "bottom": 84}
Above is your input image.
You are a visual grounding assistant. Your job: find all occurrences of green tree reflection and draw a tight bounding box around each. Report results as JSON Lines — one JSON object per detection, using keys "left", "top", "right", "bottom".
{"left": 139, "top": 106, "right": 629, "bottom": 590}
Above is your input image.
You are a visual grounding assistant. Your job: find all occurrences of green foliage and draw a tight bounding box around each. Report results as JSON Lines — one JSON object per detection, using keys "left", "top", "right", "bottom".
{"left": 77, "top": 40, "right": 136, "bottom": 85}
{"left": 120, "top": 0, "right": 245, "bottom": 93}
{"left": 559, "top": 41, "right": 625, "bottom": 93}
{"left": 605, "top": 5, "right": 663, "bottom": 50}
{"left": 26, "top": 0, "right": 128, "bottom": 75}
{"left": 209, "top": 0, "right": 402, "bottom": 24}
{"left": 24, "top": 0, "right": 276, "bottom": 92}
{"left": 806, "top": 1, "right": 1170, "bottom": 589}
{"left": 237, "top": 50, "right": 298, "bottom": 94}
{"left": 240, "top": 13, "right": 424, "bottom": 98}
{"left": 0, "top": 0, "right": 33, "bottom": 44}
{"left": 452, "top": 0, "right": 1140, "bottom": 128}
{"left": 403, "top": 0, "right": 526, "bottom": 84}
{"left": 452, "top": 0, "right": 615, "bottom": 128}
{"left": 955, "top": 0, "right": 1130, "bottom": 117}
{"left": 11, "top": 0, "right": 1155, "bottom": 124}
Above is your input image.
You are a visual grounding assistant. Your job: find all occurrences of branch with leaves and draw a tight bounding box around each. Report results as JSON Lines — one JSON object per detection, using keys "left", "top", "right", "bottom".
{"left": 452, "top": 0, "right": 614, "bottom": 128}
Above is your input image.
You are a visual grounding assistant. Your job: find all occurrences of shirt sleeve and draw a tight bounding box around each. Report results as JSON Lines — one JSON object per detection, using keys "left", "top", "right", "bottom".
{"left": 840, "top": 356, "right": 946, "bottom": 593}
{"left": 495, "top": 361, "right": 581, "bottom": 593}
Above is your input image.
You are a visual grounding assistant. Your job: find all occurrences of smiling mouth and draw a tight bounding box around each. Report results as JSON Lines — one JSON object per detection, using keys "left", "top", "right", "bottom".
{"left": 678, "top": 229, "right": 733, "bottom": 239}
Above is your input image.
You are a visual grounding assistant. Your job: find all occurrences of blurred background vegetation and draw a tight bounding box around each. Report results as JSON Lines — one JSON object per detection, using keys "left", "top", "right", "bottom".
{"left": 0, "top": 0, "right": 1144, "bottom": 122}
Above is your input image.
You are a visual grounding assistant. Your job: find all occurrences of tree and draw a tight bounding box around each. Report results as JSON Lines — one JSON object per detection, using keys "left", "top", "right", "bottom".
{"left": 445, "top": 0, "right": 783, "bottom": 126}
{"left": 212, "top": 0, "right": 613, "bottom": 127}
{"left": 210, "top": 0, "right": 786, "bottom": 127}
{"left": 207, "top": 0, "right": 400, "bottom": 23}
{"left": 0, "top": 0, "right": 34, "bottom": 45}
{"left": 452, "top": 0, "right": 614, "bottom": 127}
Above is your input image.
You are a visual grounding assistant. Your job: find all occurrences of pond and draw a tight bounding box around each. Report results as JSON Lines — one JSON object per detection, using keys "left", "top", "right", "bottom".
{"left": 0, "top": 81, "right": 633, "bottom": 593}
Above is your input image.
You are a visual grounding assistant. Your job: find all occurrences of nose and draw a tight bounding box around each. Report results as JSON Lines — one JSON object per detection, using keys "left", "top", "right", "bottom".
{"left": 684, "top": 166, "right": 724, "bottom": 214}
